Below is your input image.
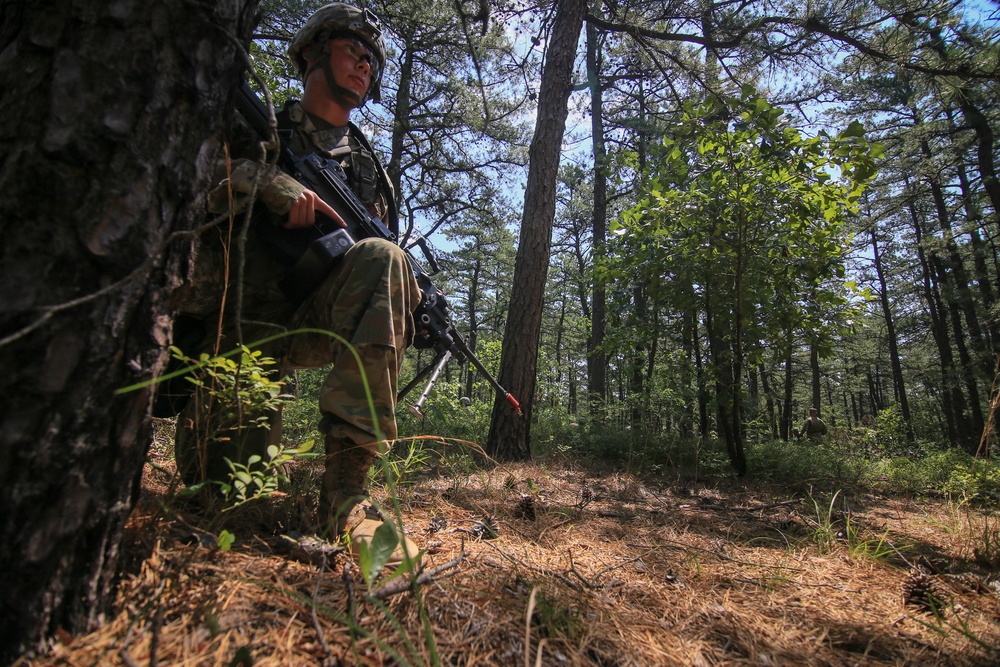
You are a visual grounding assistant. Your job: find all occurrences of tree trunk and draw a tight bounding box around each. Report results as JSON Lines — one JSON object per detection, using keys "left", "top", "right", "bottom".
{"left": 931, "top": 252, "right": 985, "bottom": 446}
{"left": 0, "top": 1, "right": 256, "bottom": 659}
{"left": 463, "top": 252, "right": 482, "bottom": 400}
{"left": 870, "top": 227, "right": 914, "bottom": 442}
{"left": 486, "top": 0, "right": 586, "bottom": 460}
{"left": 387, "top": 33, "right": 413, "bottom": 231}
{"left": 629, "top": 284, "right": 647, "bottom": 427}
{"left": 681, "top": 305, "right": 695, "bottom": 437}
{"left": 644, "top": 300, "right": 660, "bottom": 422}
{"left": 554, "top": 278, "right": 567, "bottom": 386}
{"left": 759, "top": 364, "right": 777, "bottom": 439}
{"left": 692, "top": 308, "right": 709, "bottom": 437}
{"left": 907, "top": 181, "right": 964, "bottom": 447}
{"left": 810, "top": 341, "right": 821, "bottom": 413}
{"left": 949, "top": 110, "right": 1000, "bottom": 355}
{"left": 705, "top": 283, "right": 746, "bottom": 475}
{"left": 586, "top": 8, "right": 608, "bottom": 417}
{"left": 918, "top": 132, "right": 990, "bottom": 378}
{"left": 915, "top": 150, "right": 985, "bottom": 443}
{"left": 781, "top": 327, "right": 793, "bottom": 441}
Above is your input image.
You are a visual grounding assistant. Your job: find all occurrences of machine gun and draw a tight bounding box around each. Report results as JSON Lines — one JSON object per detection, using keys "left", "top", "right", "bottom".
{"left": 234, "top": 82, "right": 520, "bottom": 415}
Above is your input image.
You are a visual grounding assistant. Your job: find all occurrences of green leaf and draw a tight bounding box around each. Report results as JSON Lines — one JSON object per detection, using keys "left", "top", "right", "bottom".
{"left": 853, "top": 162, "right": 876, "bottom": 182}
{"left": 228, "top": 646, "right": 252, "bottom": 667}
{"left": 839, "top": 120, "right": 866, "bottom": 138}
{"left": 362, "top": 519, "right": 400, "bottom": 583}
{"left": 217, "top": 530, "right": 235, "bottom": 552}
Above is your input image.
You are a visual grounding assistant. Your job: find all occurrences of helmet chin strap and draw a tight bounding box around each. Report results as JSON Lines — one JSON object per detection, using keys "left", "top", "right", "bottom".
{"left": 305, "top": 40, "right": 367, "bottom": 111}
{"left": 322, "top": 61, "right": 365, "bottom": 109}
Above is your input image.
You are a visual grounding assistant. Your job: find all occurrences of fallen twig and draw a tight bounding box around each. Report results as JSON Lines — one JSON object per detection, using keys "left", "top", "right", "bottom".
{"left": 731, "top": 498, "right": 805, "bottom": 512}
{"left": 311, "top": 556, "right": 337, "bottom": 667}
{"left": 367, "top": 551, "right": 465, "bottom": 600}
{"left": 481, "top": 541, "right": 626, "bottom": 592}
{"left": 343, "top": 560, "right": 358, "bottom": 627}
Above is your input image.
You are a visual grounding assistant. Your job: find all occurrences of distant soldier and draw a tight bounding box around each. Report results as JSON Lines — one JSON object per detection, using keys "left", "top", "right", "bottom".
{"left": 800, "top": 407, "right": 828, "bottom": 441}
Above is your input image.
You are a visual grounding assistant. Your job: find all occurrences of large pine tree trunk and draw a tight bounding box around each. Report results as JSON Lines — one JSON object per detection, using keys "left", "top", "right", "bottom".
{"left": 586, "top": 11, "right": 608, "bottom": 418}
{"left": 486, "top": 0, "right": 587, "bottom": 460}
{"left": 907, "top": 184, "right": 965, "bottom": 448}
{"left": 952, "top": 146, "right": 1000, "bottom": 354}
{"left": 0, "top": 1, "right": 256, "bottom": 659}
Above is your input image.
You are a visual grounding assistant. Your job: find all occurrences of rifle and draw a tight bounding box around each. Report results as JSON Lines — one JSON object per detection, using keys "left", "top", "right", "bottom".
{"left": 234, "top": 82, "right": 521, "bottom": 415}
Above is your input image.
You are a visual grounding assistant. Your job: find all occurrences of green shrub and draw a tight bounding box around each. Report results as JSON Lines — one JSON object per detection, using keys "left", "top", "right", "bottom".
{"left": 870, "top": 448, "right": 1000, "bottom": 501}
{"left": 746, "top": 439, "right": 866, "bottom": 491}
{"left": 875, "top": 457, "right": 923, "bottom": 496}
{"left": 172, "top": 345, "right": 316, "bottom": 505}
{"left": 396, "top": 378, "right": 492, "bottom": 445}
{"left": 281, "top": 367, "right": 326, "bottom": 445}
{"left": 942, "top": 456, "right": 1000, "bottom": 502}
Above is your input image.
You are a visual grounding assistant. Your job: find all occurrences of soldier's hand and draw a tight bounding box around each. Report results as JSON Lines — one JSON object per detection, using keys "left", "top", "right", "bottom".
{"left": 283, "top": 189, "right": 346, "bottom": 229}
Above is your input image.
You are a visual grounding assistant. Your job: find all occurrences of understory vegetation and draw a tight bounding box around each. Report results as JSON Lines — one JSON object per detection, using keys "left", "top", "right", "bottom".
{"left": 382, "top": 373, "right": 1000, "bottom": 503}
{"left": 34, "top": 410, "right": 999, "bottom": 667}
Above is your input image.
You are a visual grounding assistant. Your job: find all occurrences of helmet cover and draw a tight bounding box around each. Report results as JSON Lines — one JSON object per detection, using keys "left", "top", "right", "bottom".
{"left": 289, "top": 3, "right": 386, "bottom": 103}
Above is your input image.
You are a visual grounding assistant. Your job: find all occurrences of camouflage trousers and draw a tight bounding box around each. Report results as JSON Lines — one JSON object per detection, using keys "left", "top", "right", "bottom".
{"left": 174, "top": 237, "right": 420, "bottom": 486}
{"left": 285, "top": 237, "right": 420, "bottom": 454}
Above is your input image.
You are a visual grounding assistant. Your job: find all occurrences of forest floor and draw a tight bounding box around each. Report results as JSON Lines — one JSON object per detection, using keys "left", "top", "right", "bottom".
{"left": 22, "top": 427, "right": 1000, "bottom": 667}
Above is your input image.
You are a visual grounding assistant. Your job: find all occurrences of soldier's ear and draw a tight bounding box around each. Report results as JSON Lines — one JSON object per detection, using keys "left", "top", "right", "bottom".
{"left": 301, "top": 42, "right": 321, "bottom": 68}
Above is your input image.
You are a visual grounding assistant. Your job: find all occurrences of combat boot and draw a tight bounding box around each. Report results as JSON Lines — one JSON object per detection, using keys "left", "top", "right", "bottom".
{"left": 319, "top": 436, "right": 419, "bottom": 566}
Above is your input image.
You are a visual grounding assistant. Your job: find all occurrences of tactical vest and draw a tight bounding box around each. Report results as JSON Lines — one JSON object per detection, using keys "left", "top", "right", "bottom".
{"left": 277, "top": 101, "right": 399, "bottom": 237}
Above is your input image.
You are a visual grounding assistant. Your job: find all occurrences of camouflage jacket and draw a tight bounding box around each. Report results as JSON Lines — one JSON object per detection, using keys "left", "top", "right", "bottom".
{"left": 802, "top": 416, "right": 828, "bottom": 438}
{"left": 171, "top": 101, "right": 395, "bottom": 350}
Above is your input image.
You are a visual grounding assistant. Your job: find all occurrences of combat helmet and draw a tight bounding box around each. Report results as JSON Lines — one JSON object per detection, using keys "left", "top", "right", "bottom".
{"left": 289, "top": 3, "right": 386, "bottom": 103}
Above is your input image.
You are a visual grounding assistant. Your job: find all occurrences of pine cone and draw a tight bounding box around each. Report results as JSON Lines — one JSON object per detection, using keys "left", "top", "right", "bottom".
{"left": 471, "top": 514, "right": 500, "bottom": 540}
{"left": 503, "top": 474, "right": 518, "bottom": 492}
{"left": 515, "top": 494, "right": 537, "bottom": 520}
{"left": 428, "top": 515, "right": 448, "bottom": 534}
{"left": 903, "top": 571, "right": 949, "bottom": 612}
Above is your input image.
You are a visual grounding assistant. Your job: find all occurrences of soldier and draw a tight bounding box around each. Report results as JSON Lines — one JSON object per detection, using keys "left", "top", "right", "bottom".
{"left": 800, "top": 407, "right": 828, "bottom": 441}
{"left": 169, "top": 3, "right": 419, "bottom": 564}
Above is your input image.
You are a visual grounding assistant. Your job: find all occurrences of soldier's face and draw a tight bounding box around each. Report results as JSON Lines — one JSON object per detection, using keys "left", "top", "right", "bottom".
{"left": 327, "top": 37, "right": 375, "bottom": 103}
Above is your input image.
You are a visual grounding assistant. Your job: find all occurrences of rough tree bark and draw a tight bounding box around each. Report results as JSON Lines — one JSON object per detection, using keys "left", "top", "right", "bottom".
{"left": 586, "top": 6, "right": 608, "bottom": 417}
{"left": 486, "top": 0, "right": 587, "bottom": 460}
{"left": 0, "top": 1, "right": 257, "bottom": 659}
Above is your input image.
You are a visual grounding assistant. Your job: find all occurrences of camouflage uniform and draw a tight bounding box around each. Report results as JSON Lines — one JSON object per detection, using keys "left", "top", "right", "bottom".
{"left": 801, "top": 414, "right": 828, "bottom": 440}
{"left": 172, "top": 101, "right": 419, "bottom": 508}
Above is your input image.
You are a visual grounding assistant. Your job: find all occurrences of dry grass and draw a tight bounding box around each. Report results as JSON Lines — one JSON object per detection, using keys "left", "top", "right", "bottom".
{"left": 20, "top": 434, "right": 1000, "bottom": 667}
